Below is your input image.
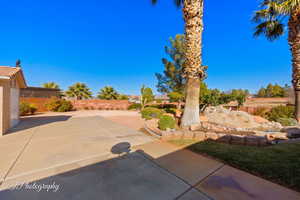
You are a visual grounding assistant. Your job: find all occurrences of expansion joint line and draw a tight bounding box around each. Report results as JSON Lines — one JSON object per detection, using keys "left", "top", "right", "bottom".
{"left": 0, "top": 127, "right": 39, "bottom": 187}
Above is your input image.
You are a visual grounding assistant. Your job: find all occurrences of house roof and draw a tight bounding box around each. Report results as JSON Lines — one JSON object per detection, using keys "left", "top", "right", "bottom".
{"left": 23, "top": 87, "right": 60, "bottom": 91}
{"left": 0, "top": 66, "right": 27, "bottom": 88}
{"left": 224, "top": 97, "right": 290, "bottom": 107}
{"left": 155, "top": 95, "right": 169, "bottom": 100}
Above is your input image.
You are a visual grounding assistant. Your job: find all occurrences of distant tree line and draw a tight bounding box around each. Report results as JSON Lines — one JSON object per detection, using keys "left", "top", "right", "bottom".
{"left": 42, "top": 82, "right": 129, "bottom": 100}
{"left": 256, "top": 84, "right": 291, "bottom": 98}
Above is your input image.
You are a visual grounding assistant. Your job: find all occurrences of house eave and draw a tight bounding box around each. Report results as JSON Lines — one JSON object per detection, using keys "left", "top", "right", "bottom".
{"left": 0, "top": 76, "right": 10, "bottom": 80}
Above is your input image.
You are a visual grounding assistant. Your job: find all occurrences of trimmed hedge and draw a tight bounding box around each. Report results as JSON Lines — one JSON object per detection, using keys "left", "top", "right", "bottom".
{"left": 128, "top": 103, "right": 142, "bottom": 110}
{"left": 141, "top": 107, "right": 164, "bottom": 120}
{"left": 158, "top": 115, "right": 176, "bottom": 131}
{"left": 20, "top": 102, "right": 37, "bottom": 116}
{"left": 266, "top": 106, "right": 295, "bottom": 125}
{"left": 45, "top": 98, "right": 73, "bottom": 112}
{"left": 276, "top": 118, "right": 298, "bottom": 126}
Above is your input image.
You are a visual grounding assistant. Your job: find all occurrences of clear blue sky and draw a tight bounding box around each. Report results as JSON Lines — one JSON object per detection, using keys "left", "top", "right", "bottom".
{"left": 0, "top": 0, "right": 290, "bottom": 95}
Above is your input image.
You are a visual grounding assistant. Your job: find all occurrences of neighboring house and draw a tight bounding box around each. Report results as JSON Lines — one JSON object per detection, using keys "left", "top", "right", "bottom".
{"left": 20, "top": 87, "right": 60, "bottom": 98}
{"left": 224, "top": 97, "right": 290, "bottom": 113}
{"left": 128, "top": 95, "right": 140, "bottom": 103}
{"left": 0, "top": 66, "right": 26, "bottom": 136}
{"left": 155, "top": 94, "right": 170, "bottom": 103}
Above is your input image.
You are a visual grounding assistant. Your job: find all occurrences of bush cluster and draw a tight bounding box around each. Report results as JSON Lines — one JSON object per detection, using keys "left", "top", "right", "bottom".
{"left": 128, "top": 103, "right": 142, "bottom": 110}
{"left": 158, "top": 115, "right": 176, "bottom": 131}
{"left": 265, "top": 105, "right": 296, "bottom": 126}
{"left": 45, "top": 98, "right": 73, "bottom": 112}
{"left": 20, "top": 102, "right": 37, "bottom": 116}
{"left": 266, "top": 105, "right": 294, "bottom": 121}
{"left": 253, "top": 107, "right": 269, "bottom": 118}
{"left": 141, "top": 107, "right": 164, "bottom": 120}
{"left": 276, "top": 118, "right": 298, "bottom": 126}
{"left": 146, "top": 104, "right": 178, "bottom": 115}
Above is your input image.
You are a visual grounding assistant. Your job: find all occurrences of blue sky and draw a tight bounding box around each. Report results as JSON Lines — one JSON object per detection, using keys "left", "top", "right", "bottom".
{"left": 0, "top": 0, "right": 290, "bottom": 95}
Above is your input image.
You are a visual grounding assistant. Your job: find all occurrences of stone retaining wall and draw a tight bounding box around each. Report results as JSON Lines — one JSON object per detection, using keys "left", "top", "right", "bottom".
{"left": 161, "top": 131, "right": 269, "bottom": 147}
{"left": 144, "top": 120, "right": 269, "bottom": 147}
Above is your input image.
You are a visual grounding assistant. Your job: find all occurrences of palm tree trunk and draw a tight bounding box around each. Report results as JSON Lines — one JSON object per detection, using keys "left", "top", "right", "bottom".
{"left": 181, "top": 0, "right": 204, "bottom": 127}
{"left": 295, "top": 90, "right": 300, "bottom": 121}
{"left": 288, "top": 11, "right": 300, "bottom": 122}
{"left": 182, "top": 78, "right": 201, "bottom": 126}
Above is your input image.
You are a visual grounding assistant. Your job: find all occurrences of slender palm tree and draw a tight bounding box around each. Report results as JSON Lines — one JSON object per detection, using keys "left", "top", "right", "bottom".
{"left": 97, "top": 86, "right": 119, "bottom": 100}
{"left": 253, "top": 0, "right": 300, "bottom": 121}
{"left": 42, "top": 82, "right": 60, "bottom": 89}
{"left": 152, "top": 0, "right": 207, "bottom": 127}
{"left": 66, "top": 83, "right": 92, "bottom": 100}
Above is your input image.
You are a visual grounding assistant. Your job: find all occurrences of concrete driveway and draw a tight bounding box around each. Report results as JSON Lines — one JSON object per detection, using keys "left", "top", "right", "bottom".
{"left": 0, "top": 111, "right": 299, "bottom": 200}
{"left": 0, "top": 112, "right": 208, "bottom": 200}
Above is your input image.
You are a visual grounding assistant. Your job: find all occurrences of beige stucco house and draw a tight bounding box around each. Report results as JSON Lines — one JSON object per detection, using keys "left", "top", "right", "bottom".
{"left": 0, "top": 66, "right": 26, "bottom": 136}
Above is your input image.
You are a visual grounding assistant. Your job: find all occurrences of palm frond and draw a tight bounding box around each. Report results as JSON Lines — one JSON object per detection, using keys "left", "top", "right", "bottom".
{"left": 253, "top": 9, "right": 271, "bottom": 22}
{"left": 151, "top": 0, "right": 157, "bottom": 5}
{"left": 151, "top": 0, "right": 183, "bottom": 7}
{"left": 254, "top": 20, "right": 285, "bottom": 41}
{"left": 252, "top": 0, "right": 295, "bottom": 40}
{"left": 277, "top": 0, "right": 300, "bottom": 15}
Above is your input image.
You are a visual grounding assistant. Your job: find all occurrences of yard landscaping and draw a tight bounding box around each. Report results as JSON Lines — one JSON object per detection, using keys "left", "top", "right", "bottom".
{"left": 168, "top": 139, "right": 300, "bottom": 192}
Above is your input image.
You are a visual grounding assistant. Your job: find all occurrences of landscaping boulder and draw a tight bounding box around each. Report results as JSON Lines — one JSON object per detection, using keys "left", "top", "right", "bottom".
{"left": 205, "top": 132, "right": 219, "bottom": 140}
{"left": 281, "top": 127, "right": 300, "bottom": 138}
{"left": 245, "top": 136, "right": 259, "bottom": 146}
{"left": 183, "top": 131, "right": 195, "bottom": 139}
{"left": 194, "top": 131, "right": 206, "bottom": 141}
{"left": 216, "top": 134, "right": 232, "bottom": 143}
{"left": 190, "top": 123, "right": 202, "bottom": 131}
{"left": 266, "top": 132, "right": 288, "bottom": 140}
{"left": 254, "top": 131, "right": 288, "bottom": 140}
{"left": 204, "top": 106, "right": 282, "bottom": 131}
{"left": 231, "top": 135, "right": 245, "bottom": 145}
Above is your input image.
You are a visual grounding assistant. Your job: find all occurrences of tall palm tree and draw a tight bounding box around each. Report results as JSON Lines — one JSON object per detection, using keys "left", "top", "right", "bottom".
{"left": 66, "top": 83, "right": 92, "bottom": 100}
{"left": 42, "top": 82, "right": 60, "bottom": 89}
{"left": 253, "top": 0, "right": 300, "bottom": 121}
{"left": 97, "top": 86, "right": 119, "bottom": 100}
{"left": 152, "top": 0, "right": 207, "bottom": 127}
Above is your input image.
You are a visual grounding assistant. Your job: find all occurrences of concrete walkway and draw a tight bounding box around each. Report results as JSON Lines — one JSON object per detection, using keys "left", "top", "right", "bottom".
{"left": 0, "top": 111, "right": 299, "bottom": 200}
{"left": 134, "top": 141, "right": 300, "bottom": 200}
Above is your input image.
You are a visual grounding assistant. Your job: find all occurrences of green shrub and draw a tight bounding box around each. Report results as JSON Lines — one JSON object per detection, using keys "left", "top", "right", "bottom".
{"left": 45, "top": 98, "right": 73, "bottom": 112}
{"left": 147, "top": 104, "right": 176, "bottom": 110}
{"left": 29, "top": 105, "right": 37, "bottom": 114}
{"left": 158, "top": 115, "right": 176, "bottom": 131}
{"left": 56, "top": 100, "right": 73, "bottom": 112}
{"left": 128, "top": 103, "right": 141, "bottom": 110}
{"left": 253, "top": 107, "right": 269, "bottom": 118}
{"left": 20, "top": 102, "right": 37, "bottom": 116}
{"left": 168, "top": 92, "right": 184, "bottom": 103}
{"left": 45, "top": 98, "right": 61, "bottom": 111}
{"left": 141, "top": 107, "right": 164, "bottom": 120}
{"left": 276, "top": 118, "right": 298, "bottom": 126}
{"left": 266, "top": 106, "right": 294, "bottom": 122}
{"left": 164, "top": 107, "right": 177, "bottom": 115}
{"left": 155, "top": 99, "right": 163, "bottom": 103}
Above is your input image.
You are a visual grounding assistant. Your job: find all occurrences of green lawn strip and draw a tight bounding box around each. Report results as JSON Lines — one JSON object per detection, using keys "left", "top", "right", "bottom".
{"left": 168, "top": 139, "right": 300, "bottom": 192}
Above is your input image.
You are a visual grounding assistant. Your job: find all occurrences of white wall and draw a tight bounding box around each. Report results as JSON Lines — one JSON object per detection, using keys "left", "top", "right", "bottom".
{"left": 10, "top": 88, "right": 19, "bottom": 127}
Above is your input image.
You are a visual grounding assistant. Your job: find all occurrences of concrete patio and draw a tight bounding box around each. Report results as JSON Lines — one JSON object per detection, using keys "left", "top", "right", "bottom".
{"left": 0, "top": 111, "right": 299, "bottom": 200}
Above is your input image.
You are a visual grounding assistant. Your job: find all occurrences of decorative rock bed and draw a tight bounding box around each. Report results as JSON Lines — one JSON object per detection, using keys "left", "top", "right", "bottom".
{"left": 144, "top": 119, "right": 300, "bottom": 146}
{"left": 144, "top": 106, "right": 300, "bottom": 147}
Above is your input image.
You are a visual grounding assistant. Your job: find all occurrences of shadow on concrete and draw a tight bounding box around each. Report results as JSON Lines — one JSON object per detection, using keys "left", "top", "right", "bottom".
{"left": 0, "top": 140, "right": 266, "bottom": 200}
{"left": 0, "top": 144, "right": 193, "bottom": 200}
{"left": 111, "top": 142, "right": 131, "bottom": 156}
{"left": 6, "top": 115, "right": 71, "bottom": 135}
